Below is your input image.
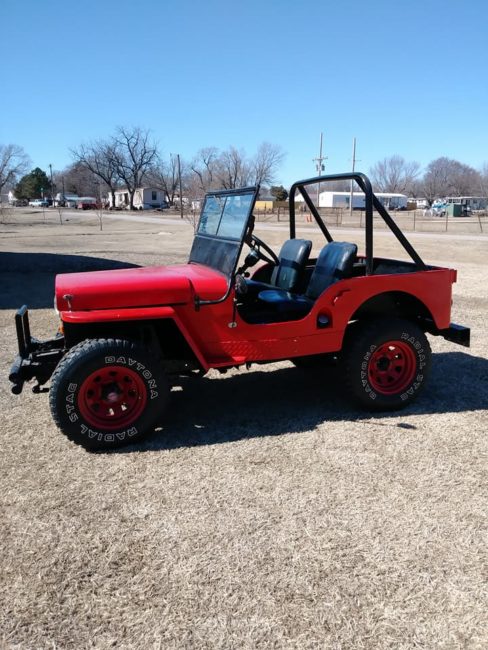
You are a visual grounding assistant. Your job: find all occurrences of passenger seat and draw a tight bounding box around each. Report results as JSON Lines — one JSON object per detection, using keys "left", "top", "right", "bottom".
{"left": 257, "top": 241, "right": 358, "bottom": 320}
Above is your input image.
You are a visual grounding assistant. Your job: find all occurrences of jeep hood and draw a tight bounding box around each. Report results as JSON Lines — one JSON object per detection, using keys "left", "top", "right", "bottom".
{"left": 55, "top": 263, "right": 228, "bottom": 312}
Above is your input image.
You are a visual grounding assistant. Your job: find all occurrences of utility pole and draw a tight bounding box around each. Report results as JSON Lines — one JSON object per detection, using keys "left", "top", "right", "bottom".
{"left": 349, "top": 137, "right": 357, "bottom": 216}
{"left": 312, "top": 132, "right": 327, "bottom": 207}
{"left": 177, "top": 154, "right": 183, "bottom": 219}
{"left": 49, "top": 163, "right": 54, "bottom": 206}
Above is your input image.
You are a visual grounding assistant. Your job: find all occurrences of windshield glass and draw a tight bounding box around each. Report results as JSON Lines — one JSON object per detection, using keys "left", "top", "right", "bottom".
{"left": 198, "top": 192, "right": 254, "bottom": 240}
{"left": 189, "top": 187, "right": 257, "bottom": 278}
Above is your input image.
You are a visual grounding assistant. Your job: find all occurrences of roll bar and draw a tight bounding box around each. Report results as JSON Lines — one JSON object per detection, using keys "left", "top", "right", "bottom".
{"left": 289, "top": 172, "right": 426, "bottom": 275}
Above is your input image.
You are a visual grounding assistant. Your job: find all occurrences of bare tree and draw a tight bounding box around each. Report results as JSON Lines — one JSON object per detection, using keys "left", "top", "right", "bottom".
{"left": 480, "top": 163, "right": 488, "bottom": 200}
{"left": 448, "top": 161, "right": 481, "bottom": 196}
{"left": 422, "top": 157, "right": 482, "bottom": 202}
{"left": 407, "top": 179, "right": 425, "bottom": 199}
{"left": 93, "top": 181, "right": 105, "bottom": 231}
{"left": 57, "top": 162, "right": 103, "bottom": 198}
{"left": 422, "top": 158, "right": 449, "bottom": 203}
{"left": 147, "top": 155, "right": 185, "bottom": 204}
{"left": 71, "top": 140, "right": 119, "bottom": 207}
{"left": 251, "top": 142, "right": 285, "bottom": 186}
{"left": 111, "top": 127, "right": 159, "bottom": 209}
{"left": 369, "top": 155, "right": 421, "bottom": 194}
{"left": 190, "top": 147, "right": 220, "bottom": 194}
{"left": 190, "top": 142, "right": 285, "bottom": 194}
{"left": 0, "top": 144, "right": 30, "bottom": 195}
{"left": 216, "top": 146, "right": 251, "bottom": 189}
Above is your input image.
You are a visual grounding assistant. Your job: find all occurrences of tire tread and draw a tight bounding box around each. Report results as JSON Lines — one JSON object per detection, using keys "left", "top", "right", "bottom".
{"left": 49, "top": 338, "right": 167, "bottom": 450}
{"left": 342, "top": 318, "right": 431, "bottom": 411}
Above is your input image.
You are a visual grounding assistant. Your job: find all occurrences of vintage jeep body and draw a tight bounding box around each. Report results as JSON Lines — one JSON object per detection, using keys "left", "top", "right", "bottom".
{"left": 9, "top": 173, "right": 470, "bottom": 450}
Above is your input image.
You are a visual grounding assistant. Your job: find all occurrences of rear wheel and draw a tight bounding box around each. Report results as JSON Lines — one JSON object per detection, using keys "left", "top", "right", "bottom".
{"left": 343, "top": 319, "right": 431, "bottom": 411}
{"left": 49, "top": 338, "right": 169, "bottom": 450}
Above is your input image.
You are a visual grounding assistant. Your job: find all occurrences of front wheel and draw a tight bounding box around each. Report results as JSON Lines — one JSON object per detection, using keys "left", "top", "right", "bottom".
{"left": 49, "top": 338, "right": 169, "bottom": 450}
{"left": 343, "top": 319, "right": 431, "bottom": 411}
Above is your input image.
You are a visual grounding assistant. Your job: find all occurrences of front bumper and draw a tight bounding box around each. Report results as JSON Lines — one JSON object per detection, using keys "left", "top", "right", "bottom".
{"left": 9, "top": 305, "right": 66, "bottom": 394}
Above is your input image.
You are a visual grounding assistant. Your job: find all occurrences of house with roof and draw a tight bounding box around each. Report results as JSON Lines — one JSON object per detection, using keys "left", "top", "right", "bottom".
{"left": 109, "top": 188, "right": 168, "bottom": 210}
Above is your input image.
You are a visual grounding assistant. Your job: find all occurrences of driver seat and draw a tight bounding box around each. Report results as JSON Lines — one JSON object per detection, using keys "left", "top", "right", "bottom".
{"left": 246, "top": 238, "right": 312, "bottom": 295}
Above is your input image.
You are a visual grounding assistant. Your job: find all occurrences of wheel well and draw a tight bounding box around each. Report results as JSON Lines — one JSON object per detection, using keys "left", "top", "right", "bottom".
{"left": 63, "top": 318, "right": 199, "bottom": 364}
{"left": 349, "top": 291, "right": 434, "bottom": 327}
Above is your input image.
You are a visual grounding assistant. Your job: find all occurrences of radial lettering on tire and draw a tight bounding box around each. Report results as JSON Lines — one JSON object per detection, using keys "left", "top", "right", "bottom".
{"left": 50, "top": 338, "right": 169, "bottom": 450}
{"left": 343, "top": 318, "right": 432, "bottom": 411}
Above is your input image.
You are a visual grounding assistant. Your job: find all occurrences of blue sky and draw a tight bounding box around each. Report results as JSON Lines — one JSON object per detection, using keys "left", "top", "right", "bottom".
{"left": 1, "top": 0, "right": 487, "bottom": 186}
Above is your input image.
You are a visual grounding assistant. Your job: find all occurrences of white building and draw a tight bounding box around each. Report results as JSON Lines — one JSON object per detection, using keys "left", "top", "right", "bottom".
{"left": 109, "top": 188, "right": 168, "bottom": 210}
{"left": 54, "top": 193, "right": 79, "bottom": 207}
{"left": 317, "top": 191, "right": 408, "bottom": 210}
{"left": 444, "top": 196, "right": 487, "bottom": 211}
{"left": 409, "top": 198, "right": 429, "bottom": 209}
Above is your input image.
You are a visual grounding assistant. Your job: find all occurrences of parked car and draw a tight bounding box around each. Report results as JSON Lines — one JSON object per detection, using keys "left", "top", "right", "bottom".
{"left": 77, "top": 198, "right": 98, "bottom": 210}
{"left": 431, "top": 200, "right": 447, "bottom": 217}
{"left": 148, "top": 201, "right": 169, "bottom": 210}
{"left": 28, "top": 199, "right": 49, "bottom": 207}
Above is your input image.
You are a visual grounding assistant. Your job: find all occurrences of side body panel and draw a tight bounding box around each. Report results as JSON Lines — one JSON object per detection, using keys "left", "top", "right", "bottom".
{"left": 62, "top": 266, "right": 454, "bottom": 369}
{"left": 171, "top": 268, "right": 454, "bottom": 365}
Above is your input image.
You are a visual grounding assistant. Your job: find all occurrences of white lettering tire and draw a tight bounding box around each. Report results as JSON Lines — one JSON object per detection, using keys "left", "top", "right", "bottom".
{"left": 49, "top": 338, "right": 169, "bottom": 450}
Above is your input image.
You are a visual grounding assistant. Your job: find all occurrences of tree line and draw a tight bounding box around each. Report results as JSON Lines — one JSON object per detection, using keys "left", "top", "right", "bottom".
{"left": 2, "top": 134, "right": 488, "bottom": 208}
{"left": 368, "top": 155, "right": 488, "bottom": 203}
{"left": 1, "top": 128, "right": 284, "bottom": 210}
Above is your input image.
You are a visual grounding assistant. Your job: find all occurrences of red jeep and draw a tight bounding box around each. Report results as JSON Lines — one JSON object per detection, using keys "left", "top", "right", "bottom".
{"left": 9, "top": 173, "right": 470, "bottom": 450}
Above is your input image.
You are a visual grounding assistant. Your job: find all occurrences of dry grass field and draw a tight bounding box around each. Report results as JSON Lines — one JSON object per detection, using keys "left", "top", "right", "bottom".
{"left": 0, "top": 209, "right": 487, "bottom": 649}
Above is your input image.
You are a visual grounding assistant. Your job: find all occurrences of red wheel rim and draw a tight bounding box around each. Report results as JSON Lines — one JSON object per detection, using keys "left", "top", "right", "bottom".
{"left": 77, "top": 365, "right": 147, "bottom": 430}
{"left": 368, "top": 340, "right": 417, "bottom": 395}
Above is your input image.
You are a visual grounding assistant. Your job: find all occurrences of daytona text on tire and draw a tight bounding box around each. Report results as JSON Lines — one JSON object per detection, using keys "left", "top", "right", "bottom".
{"left": 49, "top": 338, "right": 169, "bottom": 450}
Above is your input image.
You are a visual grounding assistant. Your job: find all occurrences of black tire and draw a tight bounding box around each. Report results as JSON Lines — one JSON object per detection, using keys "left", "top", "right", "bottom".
{"left": 49, "top": 338, "right": 169, "bottom": 450}
{"left": 343, "top": 318, "right": 431, "bottom": 411}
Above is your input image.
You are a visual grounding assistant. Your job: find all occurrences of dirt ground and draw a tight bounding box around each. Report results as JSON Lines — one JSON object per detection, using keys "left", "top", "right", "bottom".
{"left": 1, "top": 208, "right": 487, "bottom": 649}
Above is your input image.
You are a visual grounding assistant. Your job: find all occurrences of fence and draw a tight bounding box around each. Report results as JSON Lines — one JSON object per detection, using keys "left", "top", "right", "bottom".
{"left": 253, "top": 207, "right": 488, "bottom": 234}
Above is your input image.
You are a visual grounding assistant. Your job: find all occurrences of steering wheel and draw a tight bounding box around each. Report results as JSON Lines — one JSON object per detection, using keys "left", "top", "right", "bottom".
{"left": 248, "top": 233, "right": 279, "bottom": 266}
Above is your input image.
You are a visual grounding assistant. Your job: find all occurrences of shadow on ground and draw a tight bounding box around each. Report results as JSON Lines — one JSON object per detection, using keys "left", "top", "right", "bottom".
{"left": 0, "top": 252, "right": 139, "bottom": 309}
{"left": 113, "top": 350, "right": 487, "bottom": 453}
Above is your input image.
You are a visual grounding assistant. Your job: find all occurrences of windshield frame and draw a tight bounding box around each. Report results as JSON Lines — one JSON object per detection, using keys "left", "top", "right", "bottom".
{"left": 189, "top": 186, "right": 259, "bottom": 282}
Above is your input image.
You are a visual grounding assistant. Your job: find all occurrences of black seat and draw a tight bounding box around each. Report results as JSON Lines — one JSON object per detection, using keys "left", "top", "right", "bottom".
{"left": 257, "top": 241, "right": 358, "bottom": 320}
{"left": 246, "top": 238, "right": 312, "bottom": 294}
